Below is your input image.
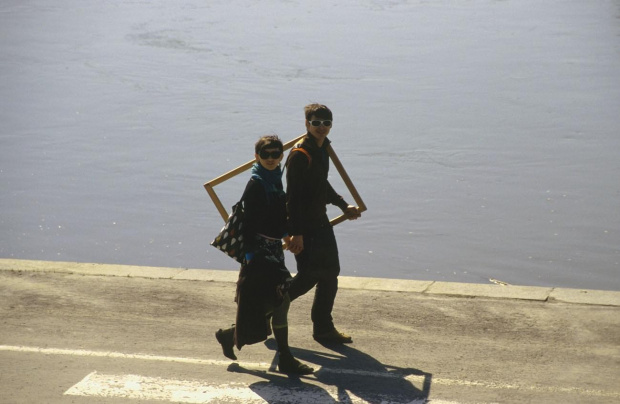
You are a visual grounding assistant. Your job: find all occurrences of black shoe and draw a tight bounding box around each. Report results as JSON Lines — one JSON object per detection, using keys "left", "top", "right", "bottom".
{"left": 278, "top": 352, "right": 314, "bottom": 375}
{"left": 215, "top": 329, "right": 237, "bottom": 360}
{"left": 313, "top": 329, "right": 353, "bottom": 344}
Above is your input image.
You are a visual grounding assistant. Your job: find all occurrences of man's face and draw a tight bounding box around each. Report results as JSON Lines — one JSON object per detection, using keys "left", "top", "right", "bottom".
{"left": 305, "top": 114, "right": 332, "bottom": 144}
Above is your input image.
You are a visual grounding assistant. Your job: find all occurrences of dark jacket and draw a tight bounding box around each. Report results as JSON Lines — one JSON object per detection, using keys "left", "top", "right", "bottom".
{"left": 241, "top": 178, "right": 287, "bottom": 254}
{"left": 286, "top": 134, "right": 349, "bottom": 235}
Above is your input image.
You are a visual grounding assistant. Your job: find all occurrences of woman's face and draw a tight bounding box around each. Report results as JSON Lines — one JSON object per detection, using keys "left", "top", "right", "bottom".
{"left": 256, "top": 146, "right": 283, "bottom": 171}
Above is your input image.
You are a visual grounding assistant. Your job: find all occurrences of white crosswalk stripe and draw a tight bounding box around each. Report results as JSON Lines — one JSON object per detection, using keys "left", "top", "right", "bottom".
{"left": 65, "top": 371, "right": 437, "bottom": 404}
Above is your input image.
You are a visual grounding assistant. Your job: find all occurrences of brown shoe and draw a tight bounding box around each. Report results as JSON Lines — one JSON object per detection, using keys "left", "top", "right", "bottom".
{"left": 215, "top": 328, "right": 237, "bottom": 360}
{"left": 278, "top": 352, "right": 314, "bottom": 375}
{"left": 313, "top": 329, "right": 353, "bottom": 344}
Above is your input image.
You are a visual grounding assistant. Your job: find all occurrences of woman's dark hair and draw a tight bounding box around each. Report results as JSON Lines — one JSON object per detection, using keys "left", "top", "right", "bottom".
{"left": 255, "top": 135, "right": 283, "bottom": 154}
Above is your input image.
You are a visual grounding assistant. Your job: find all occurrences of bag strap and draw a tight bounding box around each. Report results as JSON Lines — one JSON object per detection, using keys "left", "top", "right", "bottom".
{"left": 292, "top": 147, "right": 312, "bottom": 166}
{"left": 285, "top": 145, "right": 312, "bottom": 170}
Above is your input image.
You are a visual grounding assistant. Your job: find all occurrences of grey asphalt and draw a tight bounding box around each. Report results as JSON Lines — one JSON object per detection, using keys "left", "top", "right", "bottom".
{"left": 1, "top": 258, "right": 619, "bottom": 404}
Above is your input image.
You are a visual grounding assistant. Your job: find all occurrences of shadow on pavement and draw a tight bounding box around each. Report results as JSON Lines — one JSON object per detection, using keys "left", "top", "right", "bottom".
{"left": 228, "top": 362, "right": 335, "bottom": 403}
{"left": 227, "top": 338, "right": 431, "bottom": 403}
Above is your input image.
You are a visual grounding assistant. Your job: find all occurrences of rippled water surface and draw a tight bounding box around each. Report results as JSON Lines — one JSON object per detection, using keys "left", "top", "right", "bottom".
{"left": 2, "top": 0, "right": 619, "bottom": 290}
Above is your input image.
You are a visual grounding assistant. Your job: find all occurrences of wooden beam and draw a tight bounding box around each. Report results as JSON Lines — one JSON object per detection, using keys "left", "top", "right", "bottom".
{"left": 204, "top": 133, "right": 367, "bottom": 227}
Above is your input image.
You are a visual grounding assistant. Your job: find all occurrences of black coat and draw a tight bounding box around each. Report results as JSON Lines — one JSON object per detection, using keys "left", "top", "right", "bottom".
{"left": 234, "top": 176, "right": 290, "bottom": 349}
{"left": 285, "top": 134, "right": 349, "bottom": 235}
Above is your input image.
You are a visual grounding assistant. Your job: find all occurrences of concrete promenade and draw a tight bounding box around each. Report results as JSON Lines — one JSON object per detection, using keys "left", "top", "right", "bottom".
{"left": 1, "top": 258, "right": 619, "bottom": 403}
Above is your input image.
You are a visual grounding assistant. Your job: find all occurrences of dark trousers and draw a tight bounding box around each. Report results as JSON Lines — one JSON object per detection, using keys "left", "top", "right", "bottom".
{"left": 288, "top": 223, "right": 340, "bottom": 334}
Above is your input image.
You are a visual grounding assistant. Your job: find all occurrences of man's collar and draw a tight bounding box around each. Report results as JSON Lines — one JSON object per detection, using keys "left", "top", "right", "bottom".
{"left": 303, "top": 133, "right": 331, "bottom": 149}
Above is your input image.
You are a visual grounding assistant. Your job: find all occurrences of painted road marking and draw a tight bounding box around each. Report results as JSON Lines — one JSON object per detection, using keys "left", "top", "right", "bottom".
{"left": 1, "top": 345, "right": 619, "bottom": 400}
{"left": 0, "top": 344, "right": 249, "bottom": 367}
{"left": 65, "top": 371, "right": 436, "bottom": 404}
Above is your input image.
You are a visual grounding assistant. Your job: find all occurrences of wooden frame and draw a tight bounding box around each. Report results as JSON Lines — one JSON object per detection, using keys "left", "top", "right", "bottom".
{"left": 204, "top": 134, "right": 367, "bottom": 225}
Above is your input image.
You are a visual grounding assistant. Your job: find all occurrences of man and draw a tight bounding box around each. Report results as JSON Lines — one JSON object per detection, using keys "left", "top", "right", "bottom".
{"left": 286, "top": 103, "right": 361, "bottom": 344}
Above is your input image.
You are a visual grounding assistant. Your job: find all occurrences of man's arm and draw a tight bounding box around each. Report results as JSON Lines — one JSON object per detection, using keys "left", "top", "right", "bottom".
{"left": 326, "top": 181, "right": 361, "bottom": 220}
{"left": 286, "top": 151, "right": 309, "bottom": 253}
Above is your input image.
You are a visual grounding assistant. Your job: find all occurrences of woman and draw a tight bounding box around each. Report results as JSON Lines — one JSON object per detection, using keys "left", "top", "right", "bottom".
{"left": 215, "top": 135, "right": 314, "bottom": 375}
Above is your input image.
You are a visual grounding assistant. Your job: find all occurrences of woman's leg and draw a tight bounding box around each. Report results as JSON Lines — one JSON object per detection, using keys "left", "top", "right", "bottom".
{"left": 271, "top": 294, "right": 314, "bottom": 375}
{"left": 271, "top": 294, "right": 291, "bottom": 355}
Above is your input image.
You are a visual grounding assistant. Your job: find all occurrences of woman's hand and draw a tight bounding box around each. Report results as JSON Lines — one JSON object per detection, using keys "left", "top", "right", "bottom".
{"left": 282, "top": 235, "right": 291, "bottom": 250}
{"left": 287, "top": 235, "right": 304, "bottom": 255}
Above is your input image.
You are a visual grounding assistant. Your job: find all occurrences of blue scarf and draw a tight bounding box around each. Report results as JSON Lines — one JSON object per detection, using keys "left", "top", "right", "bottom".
{"left": 250, "top": 162, "right": 284, "bottom": 203}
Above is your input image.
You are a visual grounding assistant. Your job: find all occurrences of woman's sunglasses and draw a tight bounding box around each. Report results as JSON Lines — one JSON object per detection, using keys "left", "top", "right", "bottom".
{"left": 259, "top": 150, "right": 283, "bottom": 159}
{"left": 308, "top": 120, "right": 332, "bottom": 127}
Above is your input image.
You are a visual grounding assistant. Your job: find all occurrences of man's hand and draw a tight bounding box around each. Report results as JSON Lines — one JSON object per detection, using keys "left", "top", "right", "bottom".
{"left": 287, "top": 235, "right": 304, "bottom": 255}
{"left": 344, "top": 205, "right": 361, "bottom": 220}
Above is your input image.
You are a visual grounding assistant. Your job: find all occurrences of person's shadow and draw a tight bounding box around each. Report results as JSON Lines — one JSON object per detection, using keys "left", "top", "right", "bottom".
{"left": 227, "top": 338, "right": 431, "bottom": 403}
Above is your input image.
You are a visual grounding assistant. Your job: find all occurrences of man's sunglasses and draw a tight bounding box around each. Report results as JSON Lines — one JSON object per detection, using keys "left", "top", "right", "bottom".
{"left": 259, "top": 150, "right": 283, "bottom": 159}
{"left": 308, "top": 120, "right": 332, "bottom": 127}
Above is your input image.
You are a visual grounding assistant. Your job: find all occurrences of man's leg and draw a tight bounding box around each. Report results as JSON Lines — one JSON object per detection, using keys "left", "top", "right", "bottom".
{"left": 311, "top": 274, "right": 351, "bottom": 343}
{"left": 288, "top": 229, "right": 321, "bottom": 301}
{"left": 289, "top": 225, "right": 351, "bottom": 343}
{"left": 309, "top": 226, "right": 352, "bottom": 343}
{"left": 311, "top": 274, "right": 338, "bottom": 334}
{"left": 287, "top": 267, "right": 318, "bottom": 302}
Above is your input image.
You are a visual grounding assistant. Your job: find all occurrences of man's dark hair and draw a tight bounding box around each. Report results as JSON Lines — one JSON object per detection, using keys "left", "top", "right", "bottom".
{"left": 304, "top": 103, "right": 333, "bottom": 121}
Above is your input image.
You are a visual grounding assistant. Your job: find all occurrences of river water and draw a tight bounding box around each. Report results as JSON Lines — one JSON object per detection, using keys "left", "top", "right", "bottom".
{"left": 2, "top": 0, "right": 619, "bottom": 290}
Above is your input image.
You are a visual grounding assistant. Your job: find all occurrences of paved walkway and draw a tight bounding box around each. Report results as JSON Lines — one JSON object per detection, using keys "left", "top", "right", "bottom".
{"left": 1, "top": 258, "right": 619, "bottom": 404}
